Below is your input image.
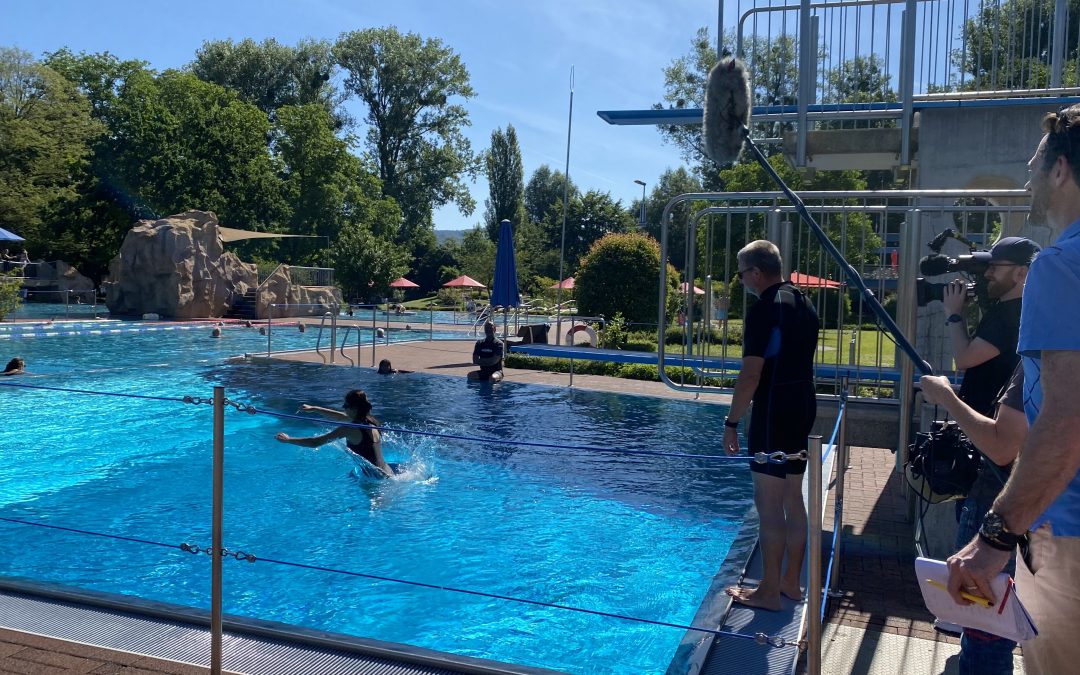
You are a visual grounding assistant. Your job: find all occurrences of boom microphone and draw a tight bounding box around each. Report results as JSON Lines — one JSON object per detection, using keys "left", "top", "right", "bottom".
{"left": 702, "top": 58, "right": 752, "bottom": 165}
{"left": 699, "top": 57, "right": 934, "bottom": 375}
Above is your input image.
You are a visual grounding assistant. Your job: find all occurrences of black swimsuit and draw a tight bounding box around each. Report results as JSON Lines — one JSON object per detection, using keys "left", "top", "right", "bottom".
{"left": 346, "top": 428, "right": 389, "bottom": 477}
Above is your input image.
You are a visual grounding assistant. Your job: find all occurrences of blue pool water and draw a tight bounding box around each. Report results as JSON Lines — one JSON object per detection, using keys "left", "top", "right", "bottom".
{"left": 0, "top": 318, "right": 752, "bottom": 674}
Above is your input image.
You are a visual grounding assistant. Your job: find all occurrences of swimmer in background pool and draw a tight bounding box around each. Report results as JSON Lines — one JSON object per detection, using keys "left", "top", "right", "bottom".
{"left": 2, "top": 357, "right": 25, "bottom": 376}
{"left": 276, "top": 389, "right": 393, "bottom": 478}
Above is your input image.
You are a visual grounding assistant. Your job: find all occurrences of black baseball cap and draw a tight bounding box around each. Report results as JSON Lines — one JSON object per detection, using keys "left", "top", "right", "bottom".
{"left": 989, "top": 237, "right": 1041, "bottom": 266}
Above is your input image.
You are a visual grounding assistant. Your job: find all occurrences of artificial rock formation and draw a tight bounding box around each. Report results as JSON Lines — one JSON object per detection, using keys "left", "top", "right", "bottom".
{"left": 105, "top": 211, "right": 256, "bottom": 319}
{"left": 23, "top": 260, "right": 96, "bottom": 302}
{"left": 104, "top": 210, "right": 340, "bottom": 319}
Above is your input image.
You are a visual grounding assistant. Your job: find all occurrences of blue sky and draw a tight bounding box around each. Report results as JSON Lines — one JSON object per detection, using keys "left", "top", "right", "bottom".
{"left": 1, "top": 0, "right": 722, "bottom": 230}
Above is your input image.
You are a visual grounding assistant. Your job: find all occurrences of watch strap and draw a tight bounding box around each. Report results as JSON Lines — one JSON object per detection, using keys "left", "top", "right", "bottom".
{"left": 946, "top": 313, "right": 964, "bottom": 324}
{"left": 978, "top": 531, "right": 1019, "bottom": 552}
{"left": 724, "top": 419, "right": 739, "bottom": 429}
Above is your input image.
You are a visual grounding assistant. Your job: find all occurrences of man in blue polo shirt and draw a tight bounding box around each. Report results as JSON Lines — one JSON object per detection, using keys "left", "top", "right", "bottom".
{"left": 947, "top": 104, "right": 1080, "bottom": 675}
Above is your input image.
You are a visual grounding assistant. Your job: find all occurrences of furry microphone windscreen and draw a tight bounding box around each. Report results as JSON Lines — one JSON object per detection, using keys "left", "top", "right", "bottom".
{"left": 702, "top": 58, "right": 752, "bottom": 166}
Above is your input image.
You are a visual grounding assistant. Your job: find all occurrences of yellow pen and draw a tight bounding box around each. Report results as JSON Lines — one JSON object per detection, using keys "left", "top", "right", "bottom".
{"left": 926, "top": 579, "right": 994, "bottom": 608}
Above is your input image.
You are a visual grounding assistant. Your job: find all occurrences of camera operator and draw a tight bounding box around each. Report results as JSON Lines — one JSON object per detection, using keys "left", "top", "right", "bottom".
{"left": 921, "top": 366, "right": 1027, "bottom": 673}
{"left": 943, "top": 237, "right": 1040, "bottom": 416}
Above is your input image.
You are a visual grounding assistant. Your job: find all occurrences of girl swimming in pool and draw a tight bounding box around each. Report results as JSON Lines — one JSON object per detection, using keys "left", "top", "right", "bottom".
{"left": 275, "top": 389, "right": 393, "bottom": 478}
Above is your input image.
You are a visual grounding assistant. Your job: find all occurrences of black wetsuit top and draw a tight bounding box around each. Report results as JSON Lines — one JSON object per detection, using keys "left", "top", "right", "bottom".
{"left": 472, "top": 337, "right": 503, "bottom": 380}
{"left": 743, "top": 282, "right": 820, "bottom": 475}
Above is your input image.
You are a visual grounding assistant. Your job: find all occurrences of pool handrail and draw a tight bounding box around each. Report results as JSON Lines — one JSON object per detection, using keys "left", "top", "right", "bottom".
{"left": 336, "top": 325, "right": 355, "bottom": 367}
{"left": 313, "top": 311, "right": 337, "bottom": 364}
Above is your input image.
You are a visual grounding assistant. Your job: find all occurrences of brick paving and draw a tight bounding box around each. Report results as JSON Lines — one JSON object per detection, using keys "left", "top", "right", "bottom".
{"left": 823, "top": 446, "right": 959, "bottom": 645}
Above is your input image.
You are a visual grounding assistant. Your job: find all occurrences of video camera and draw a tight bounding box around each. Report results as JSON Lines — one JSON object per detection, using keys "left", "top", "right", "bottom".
{"left": 915, "top": 229, "right": 991, "bottom": 307}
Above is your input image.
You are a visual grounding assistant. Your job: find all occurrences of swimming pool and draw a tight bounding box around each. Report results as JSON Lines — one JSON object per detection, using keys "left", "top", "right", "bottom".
{"left": 0, "top": 324, "right": 751, "bottom": 674}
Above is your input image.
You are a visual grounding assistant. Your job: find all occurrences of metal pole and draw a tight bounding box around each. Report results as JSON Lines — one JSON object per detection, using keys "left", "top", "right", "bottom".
{"left": 807, "top": 434, "right": 823, "bottom": 675}
{"left": 896, "top": 210, "right": 921, "bottom": 473}
{"left": 555, "top": 67, "right": 575, "bottom": 346}
{"left": 899, "top": 2, "right": 917, "bottom": 172}
{"left": 371, "top": 306, "right": 377, "bottom": 367}
{"left": 1051, "top": 0, "right": 1068, "bottom": 88}
{"left": 266, "top": 309, "right": 272, "bottom": 357}
{"left": 329, "top": 306, "right": 337, "bottom": 365}
{"left": 429, "top": 303, "right": 433, "bottom": 341}
{"left": 716, "top": 0, "right": 724, "bottom": 59}
{"left": 832, "top": 377, "right": 850, "bottom": 594}
{"left": 210, "top": 386, "right": 225, "bottom": 675}
{"left": 796, "top": 0, "right": 813, "bottom": 167}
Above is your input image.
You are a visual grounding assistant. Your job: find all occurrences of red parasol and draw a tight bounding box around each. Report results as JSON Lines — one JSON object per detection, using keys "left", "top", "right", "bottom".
{"left": 790, "top": 271, "right": 843, "bottom": 289}
{"left": 549, "top": 277, "right": 575, "bottom": 290}
{"left": 389, "top": 277, "right": 419, "bottom": 288}
{"left": 442, "top": 275, "right": 486, "bottom": 289}
{"left": 679, "top": 282, "right": 705, "bottom": 295}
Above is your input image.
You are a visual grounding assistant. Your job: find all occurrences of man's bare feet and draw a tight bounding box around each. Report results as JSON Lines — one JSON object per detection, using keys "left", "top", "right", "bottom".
{"left": 726, "top": 585, "right": 782, "bottom": 611}
{"left": 780, "top": 583, "right": 804, "bottom": 601}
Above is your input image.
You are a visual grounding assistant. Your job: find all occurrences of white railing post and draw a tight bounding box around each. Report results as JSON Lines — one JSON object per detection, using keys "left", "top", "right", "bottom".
{"left": 210, "top": 386, "right": 224, "bottom": 675}
{"left": 807, "top": 434, "right": 824, "bottom": 675}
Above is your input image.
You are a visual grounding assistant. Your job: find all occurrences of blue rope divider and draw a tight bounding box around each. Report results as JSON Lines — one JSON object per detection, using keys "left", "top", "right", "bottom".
{"left": 820, "top": 400, "right": 845, "bottom": 465}
{"left": 0, "top": 379, "right": 799, "bottom": 465}
{"left": 250, "top": 553, "right": 795, "bottom": 647}
{"left": 0, "top": 516, "right": 177, "bottom": 551}
{"left": 0, "top": 380, "right": 188, "bottom": 404}
{"left": 0, "top": 514, "right": 797, "bottom": 649}
{"left": 817, "top": 398, "right": 847, "bottom": 622}
{"left": 821, "top": 518, "right": 842, "bottom": 623}
{"left": 254, "top": 406, "right": 796, "bottom": 464}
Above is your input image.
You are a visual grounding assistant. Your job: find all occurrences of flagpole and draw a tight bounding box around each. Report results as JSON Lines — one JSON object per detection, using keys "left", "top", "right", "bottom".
{"left": 555, "top": 66, "right": 574, "bottom": 345}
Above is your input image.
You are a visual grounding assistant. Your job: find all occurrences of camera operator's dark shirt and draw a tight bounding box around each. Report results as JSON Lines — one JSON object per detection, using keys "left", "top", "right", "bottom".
{"left": 958, "top": 297, "right": 1022, "bottom": 416}
{"left": 967, "top": 364, "right": 1023, "bottom": 504}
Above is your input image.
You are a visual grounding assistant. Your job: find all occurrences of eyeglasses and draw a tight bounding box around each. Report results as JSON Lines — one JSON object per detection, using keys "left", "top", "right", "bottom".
{"left": 737, "top": 267, "right": 755, "bottom": 279}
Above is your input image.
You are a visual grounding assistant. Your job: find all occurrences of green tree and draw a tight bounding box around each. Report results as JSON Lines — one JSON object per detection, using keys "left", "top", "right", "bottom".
{"left": 825, "top": 55, "right": 895, "bottom": 103}
{"left": 108, "top": 69, "right": 286, "bottom": 232}
{"left": 190, "top": 38, "right": 344, "bottom": 125}
{"left": 655, "top": 28, "right": 800, "bottom": 169}
{"left": 42, "top": 48, "right": 150, "bottom": 121}
{"left": 334, "top": 27, "right": 477, "bottom": 244}
{"left": 331, "top": 222, "right": 410, "bottom": 300}
{"left": 576, "top": 232, "right": 675, "bottom": 325}
{"left": 483, "top": 124, "right": 526, "bottom": 240}
{"left": 458, "top": 226, "right": 496, "bottom": 286}
{"left": 954, "top": 0, "right": 1080, "bottom": 90}
{"left": 524, "top": 164, "right": 578, "bottom": 225}
{"left": 639, "top": 167, "right": 705, "bottom": 271}
{"left": 547, "top": 191, "right": 636, "bottom": 268}
{"left": 0, "top": 47, "right": 102, "bottom": 252}
{"left": 273, "top": 103, "right": 401, "bottom": 265}
{"left": 0, "top": 272, "right": 21, "bottom": 319}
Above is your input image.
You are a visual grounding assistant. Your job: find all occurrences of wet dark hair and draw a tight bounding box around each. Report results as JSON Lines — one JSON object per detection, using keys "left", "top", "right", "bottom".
{"left": 4, "top": 357, "right": 24, "bottom": 372}
{"left": 1041, "top": 104, "right": 1080, "bottom": 186}
{"left": 343, "top": 389, "right": 378, "bottom": 424}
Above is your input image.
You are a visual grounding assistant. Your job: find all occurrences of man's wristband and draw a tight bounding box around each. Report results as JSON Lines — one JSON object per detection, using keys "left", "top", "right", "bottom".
{"left": 724, "top": 418, "right": 739, "bottom": 429}
{"left": 978, "top": 531, "right": 1019, "bottom": 552}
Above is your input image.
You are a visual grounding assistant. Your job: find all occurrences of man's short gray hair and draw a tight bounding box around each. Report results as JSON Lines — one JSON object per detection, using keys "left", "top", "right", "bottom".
{"left": 738, "top": 240, "right": 783, "bottom": 277}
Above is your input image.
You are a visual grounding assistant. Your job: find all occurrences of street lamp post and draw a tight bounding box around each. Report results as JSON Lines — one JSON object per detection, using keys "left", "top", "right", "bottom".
{"left": 633, "top": 179, "right": 646, "bottom": 229}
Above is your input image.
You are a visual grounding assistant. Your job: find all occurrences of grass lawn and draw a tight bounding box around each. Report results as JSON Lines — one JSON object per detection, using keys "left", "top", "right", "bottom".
{"left": 673, "top": 321, "right": 897, "bottom": 369}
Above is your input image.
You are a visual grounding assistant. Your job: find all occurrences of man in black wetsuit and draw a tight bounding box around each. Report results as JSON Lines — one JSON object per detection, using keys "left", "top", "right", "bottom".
{"left": 723, "top": 240, "right": 820, "bottom": 611}
{"left": 469, "top": 321, "right": 504, "bottom": 382}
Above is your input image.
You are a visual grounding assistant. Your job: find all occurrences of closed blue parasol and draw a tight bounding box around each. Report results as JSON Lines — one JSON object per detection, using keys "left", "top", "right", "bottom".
{"left": 0, "top": 227, "right": 24, "bottom": 242}
{"left": 490, "top": 219, "right": 520, "bottom": 308}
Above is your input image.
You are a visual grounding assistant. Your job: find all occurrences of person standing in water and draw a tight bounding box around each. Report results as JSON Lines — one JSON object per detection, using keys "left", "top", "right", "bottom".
{"left": 276, "top": 389, "right": 392, "bottom": 478}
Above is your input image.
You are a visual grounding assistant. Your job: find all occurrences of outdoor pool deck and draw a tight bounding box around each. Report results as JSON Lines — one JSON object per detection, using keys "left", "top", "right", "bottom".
{"left": 1, "top": 334, "right": 1021, "bottom": 674}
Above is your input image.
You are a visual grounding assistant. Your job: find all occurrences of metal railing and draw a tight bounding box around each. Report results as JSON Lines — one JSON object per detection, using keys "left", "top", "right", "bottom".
{"left": 657, "top": 189, "right": 1031, "bottom": 400}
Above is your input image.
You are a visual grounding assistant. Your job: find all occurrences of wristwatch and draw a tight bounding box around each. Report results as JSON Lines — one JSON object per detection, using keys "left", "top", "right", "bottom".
{"left": 978, "top": 510, "right": 1021, "bottom": 551}
{"left": 724, "top": 418, "right": 739, "bottom": 429}
{"left": 946, "top": 313, "right": 964, "bottom": 324}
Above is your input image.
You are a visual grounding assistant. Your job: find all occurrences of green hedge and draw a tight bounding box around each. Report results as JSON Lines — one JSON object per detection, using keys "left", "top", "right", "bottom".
{"left": 505, "top": 354, "right": 735, "bottom": 387}
{"left": 663, "top": 324, "right": 743, "bottom": 346}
